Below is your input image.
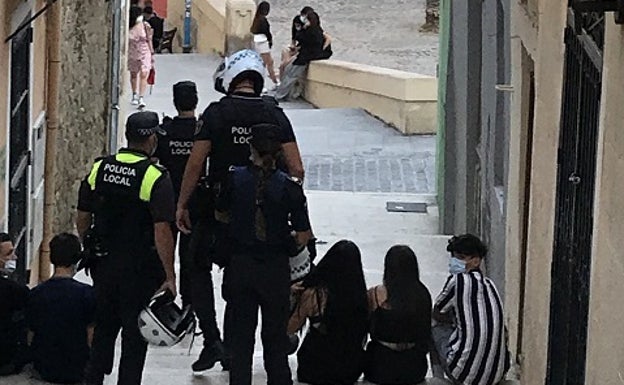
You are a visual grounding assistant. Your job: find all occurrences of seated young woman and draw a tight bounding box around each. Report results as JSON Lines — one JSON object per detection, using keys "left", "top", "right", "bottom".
{"left": 364, "top": 245, "right": 432, "bottom": 385}
{"left": 288, "top": 240, "right": 368, "bottom": 385}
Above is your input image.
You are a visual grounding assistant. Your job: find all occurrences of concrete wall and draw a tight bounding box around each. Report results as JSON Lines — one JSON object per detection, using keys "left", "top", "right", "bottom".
{"left": 440, "top": 0, "right": 510, "bottom": 292}
{"left": 166, "top": 0, "right": 254, "bottom": 54}
{"left": 305, "top": 60, "right": 438, "bottom": 135}
{"left": 585, "top": 20, "right": 624, "bottom": 385}
{"left": 54, "top": 0, "right": 111, "bottom": 233}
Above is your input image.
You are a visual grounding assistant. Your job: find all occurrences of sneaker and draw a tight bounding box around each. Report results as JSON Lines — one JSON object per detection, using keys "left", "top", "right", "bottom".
{"left": 138, "top": 97, "right": 146, "bottom": 109}
{"left": 131, "top": 94, "right": 139, "bottom": 105}
{"left": 192, "top": 340, "right": 225, "bottom": 373}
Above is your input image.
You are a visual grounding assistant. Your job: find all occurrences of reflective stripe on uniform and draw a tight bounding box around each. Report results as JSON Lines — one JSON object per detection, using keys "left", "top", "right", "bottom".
{"left": 116, "top": 152, "right": 148, "bottom": 164}
{"left": 87, "top": 160, "right": 103, "bottom": 190}
{"left": 139, "top": 165, "right": 163, "bottom": 202}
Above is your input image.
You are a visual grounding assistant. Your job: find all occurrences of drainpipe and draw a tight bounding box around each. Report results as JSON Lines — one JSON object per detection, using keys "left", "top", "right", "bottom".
{"left": 108, "top": 0, "right": 122, "bottom": 153}
{"left": 183, "top": 0, "right": 192, "bottom": 53}
{"left": 435, "top": 0, "right": 450, "bottom": 233}
{"left": 39, "top": 0, "right": 62, "bottom": 282}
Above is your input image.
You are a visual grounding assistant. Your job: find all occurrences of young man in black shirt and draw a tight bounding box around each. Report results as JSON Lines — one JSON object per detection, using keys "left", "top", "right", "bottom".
{"left": 0, "top": 233, "right": 29, "bottom": 376}
{"left": 176, "top": 49, "right": 305, "bottom": 373}
{"left": 27, "top": 233, "right": 96, "bottom": 384}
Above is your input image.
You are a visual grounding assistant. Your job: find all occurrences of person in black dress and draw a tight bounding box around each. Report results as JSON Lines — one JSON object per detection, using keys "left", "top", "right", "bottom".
{"left": 365, "top": 245, "right": 432, "bottom": 385}
{"left": 288, "top": 240, "right": 368, "bottom": 385}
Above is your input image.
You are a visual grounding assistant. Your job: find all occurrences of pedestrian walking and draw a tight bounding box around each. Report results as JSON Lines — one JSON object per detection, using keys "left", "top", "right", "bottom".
{"left": 175, "top": 48, "right": 305, "bottom": 372}
{"left": 128, "top": 6, "right": 155, "bottom": 109}
{"left": 77, "top": 111, "right": 177, "bottom": 385}
{"left": 214, "top": 123, "right": 312, "bottom": 385}
{"left": 251, "top": 1, "right": 279, "bottom": 88}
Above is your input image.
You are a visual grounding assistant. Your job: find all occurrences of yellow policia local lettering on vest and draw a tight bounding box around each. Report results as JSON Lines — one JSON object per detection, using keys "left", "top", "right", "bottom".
{"left": 87, "top": 152, "right": 163, "bottom": 202}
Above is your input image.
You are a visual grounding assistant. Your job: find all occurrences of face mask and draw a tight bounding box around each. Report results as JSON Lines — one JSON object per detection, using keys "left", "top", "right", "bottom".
{"left": 4, "top": 259, "right": 16, "bottom": 272}
{"left": 449, "top": 256, "right": 466, "bottom": 275}
{"left": 137, "top": 15, "right": 144, "bottom": 24}
{"left": 299, "top": 15, "right": 307, "bottom": 24}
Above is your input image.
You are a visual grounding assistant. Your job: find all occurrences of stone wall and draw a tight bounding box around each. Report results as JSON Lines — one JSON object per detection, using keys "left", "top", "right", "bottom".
{"left": 54, "top": 0, "right": 112, "bottom": 233}
{"left": 422, "top": 0, "right": 439, "bottom": 32}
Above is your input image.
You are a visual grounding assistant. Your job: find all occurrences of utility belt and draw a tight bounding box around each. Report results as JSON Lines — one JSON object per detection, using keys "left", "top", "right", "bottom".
{"left": 78, "top": 227, "right": 110, "bottom": 276}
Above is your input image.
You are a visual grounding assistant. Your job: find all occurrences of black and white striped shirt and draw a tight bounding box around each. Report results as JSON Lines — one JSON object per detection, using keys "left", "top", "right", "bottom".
{"left": 434, "top": 269, "right": 508, "bottom": 385}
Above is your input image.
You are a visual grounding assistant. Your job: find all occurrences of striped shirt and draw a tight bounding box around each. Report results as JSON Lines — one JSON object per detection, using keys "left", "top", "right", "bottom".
{"left": 434, "top": 269, "right": 508, "bottom": 385}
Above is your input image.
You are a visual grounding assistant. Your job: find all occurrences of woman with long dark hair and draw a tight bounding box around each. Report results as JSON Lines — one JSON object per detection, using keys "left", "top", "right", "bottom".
{"left": 127, "top": 5, "right": 154, "bottom": 109}
{"left": 273, "top": 11, "right": 326, "bottom": 101}
{"left": 288, "top": 240, "right": 368, "bottom": 385}
{"left": 250, "top": 1, "right": 279, "bottom": 87}
{"left": 215, "top": 123, "right": 312, "bottom": 385}
{"left": 364, "top": 245, "right": 432, "bottom": 385}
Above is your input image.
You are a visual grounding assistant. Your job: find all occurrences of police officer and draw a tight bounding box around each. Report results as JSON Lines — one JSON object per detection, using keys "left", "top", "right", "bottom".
{"left": 215, "top": 123, "right": 312, "bottom": 385}
{"left": 76, "top": 111, "right": 177, "bottom": 385}
{"left": 153, "top": 81, "right": 224, "bottom": 363}
{"left": 154, "top": 81, "right": 202, "bottom": 307}
{"left": 176, "top": 49, "right": 305, "bottom": 372}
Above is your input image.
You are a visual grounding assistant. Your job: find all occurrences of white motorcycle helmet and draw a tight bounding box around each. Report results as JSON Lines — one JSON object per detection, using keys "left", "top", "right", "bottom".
{"left": 138, "top": 290, "right": 195, "bottom": 347}
{"left": 290, "top": 245, "right": 312, "bottom": 282}
{"left": 213, "top": 49, "right": 265, "bottom": 95}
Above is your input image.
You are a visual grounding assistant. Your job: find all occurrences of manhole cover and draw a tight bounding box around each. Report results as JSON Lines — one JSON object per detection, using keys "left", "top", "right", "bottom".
{"left": 386, "top": 202, "right": 428, "bottom": 213}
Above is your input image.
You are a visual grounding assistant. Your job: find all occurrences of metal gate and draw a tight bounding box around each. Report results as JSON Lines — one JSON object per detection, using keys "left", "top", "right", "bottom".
{"left": 546, "top": 9, "right": 603, "bottom": 385}
{"left": 8, "top": 22, "right": 32, "bottom": 285}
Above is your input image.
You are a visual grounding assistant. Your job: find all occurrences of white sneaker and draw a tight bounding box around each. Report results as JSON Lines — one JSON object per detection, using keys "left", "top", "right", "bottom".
{"left": 131, "top": 95, "right": 139, "bottom": 105}
{"left": 138, "top": 97, "right": 146, "bottom": 109}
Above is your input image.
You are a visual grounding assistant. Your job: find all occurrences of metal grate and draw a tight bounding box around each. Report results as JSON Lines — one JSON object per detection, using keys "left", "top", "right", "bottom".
{"left": 546, "top": 10, "right": 603, "bottom": 384}
{"left": 385, "top": 202, "right": 428, "bottom": 213}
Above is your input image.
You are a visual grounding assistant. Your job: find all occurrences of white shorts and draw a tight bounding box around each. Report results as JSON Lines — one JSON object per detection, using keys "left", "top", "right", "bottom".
{"left": 253, "top": 34, "right": 271, "bottom": 54}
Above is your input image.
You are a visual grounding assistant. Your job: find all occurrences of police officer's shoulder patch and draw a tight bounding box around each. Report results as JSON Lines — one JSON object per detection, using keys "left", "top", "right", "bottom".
{"left": 195, "top": 119, "right": 204, "bottom": 136}
{"left": 287, "top": 175, "right": 303, "bottom": 186}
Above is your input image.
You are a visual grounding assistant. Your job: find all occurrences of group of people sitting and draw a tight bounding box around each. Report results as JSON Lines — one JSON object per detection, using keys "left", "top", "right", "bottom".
{"left": 0, "top": 233, "right": 95, "bottom": 384}
{"left": 283, "top": 234, "right": 510, "bottom": 385}
{"left": 250, "top": 3, "right": 332, "bottom": 100}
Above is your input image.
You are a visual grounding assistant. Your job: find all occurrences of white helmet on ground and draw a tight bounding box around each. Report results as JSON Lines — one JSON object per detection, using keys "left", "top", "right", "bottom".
{"left": 138, "top": 290, "right": 195, "bottom": 347}
{"left": 213, "top": 49, "right": 265, "bottom": 95}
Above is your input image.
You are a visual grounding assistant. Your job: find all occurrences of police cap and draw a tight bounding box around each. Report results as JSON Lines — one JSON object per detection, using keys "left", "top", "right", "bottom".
{"left": 250, "top": 124, "right": 282, "bottom": 156}
{"left": 173, "top": 81, "right": 198, "bottom": 110}
{"left": 126, "top": 111, "right": 163, "bottom": 140}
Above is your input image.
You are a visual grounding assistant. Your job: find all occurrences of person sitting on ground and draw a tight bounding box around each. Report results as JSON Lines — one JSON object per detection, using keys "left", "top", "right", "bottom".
{"left": 364, "top": 245, "right": 432, "bottom": 385}
{"left": 288, "top": 240, "right": 368, "bottom": 385}
{"left": 273, "top": 11, "right": 328, "bottom": 101}
{"left": 27, "top": 233, "right": 96, "bottom": 384}
{"left": 0, "top": 233, "right": 29, "bottom": 376}
{"left": 431, "top": 234, "right": 510, "bottom": 385}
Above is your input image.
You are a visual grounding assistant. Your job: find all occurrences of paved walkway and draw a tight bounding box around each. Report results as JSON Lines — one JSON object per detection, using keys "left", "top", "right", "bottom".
{"left": 3, "top": 54, "right": 446, "bottom": 385}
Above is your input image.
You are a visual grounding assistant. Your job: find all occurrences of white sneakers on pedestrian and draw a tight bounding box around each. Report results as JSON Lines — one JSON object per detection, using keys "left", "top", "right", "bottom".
{"left": 138, "top": 97, "right": 146, "bottom": 109}
{"left": 131, "top": 94, "right": 139, "bottom": 105}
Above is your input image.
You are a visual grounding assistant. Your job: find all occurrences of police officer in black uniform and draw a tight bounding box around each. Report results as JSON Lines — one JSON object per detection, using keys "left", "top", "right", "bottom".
{"left": 154, "top": 81, "right": 202, "bottom": 306}
{"left": 215, "top": 123, "right": 312, "bottom": 385}
{"left": 77, "top": 111, "right": 177, "bottom": 385}
{"left": 176, "top": 49, "right": 305, "bottom": 372}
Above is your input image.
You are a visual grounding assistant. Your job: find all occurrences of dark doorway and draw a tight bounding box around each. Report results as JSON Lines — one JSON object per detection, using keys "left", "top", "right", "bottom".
{"left": 8, "top": 20, "right": 32, "bottom": 285}
{"left": 546, "top": 9, "right": 603, "bottom": 385}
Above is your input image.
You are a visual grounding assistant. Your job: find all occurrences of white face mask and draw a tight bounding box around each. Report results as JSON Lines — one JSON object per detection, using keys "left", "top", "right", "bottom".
{"left": 136, "top": 15, "right": 144, "bottom": 24}
{"left": 4, "top": 259, "right": 16, "bottom": 272}
{"left": 299, "top": 15, "right": 308, "bottom": 24}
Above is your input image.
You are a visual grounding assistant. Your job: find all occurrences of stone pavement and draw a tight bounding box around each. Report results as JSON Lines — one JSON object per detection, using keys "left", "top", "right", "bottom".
{"left": 268, "top": 0, "right": 439, "bottom": 75}
{"left": 2, "top": 53, "right": 447, "bottom": 385}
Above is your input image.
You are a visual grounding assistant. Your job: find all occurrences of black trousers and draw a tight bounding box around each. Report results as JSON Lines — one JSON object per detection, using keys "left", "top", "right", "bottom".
{"left": 85, "top": 263, "right": 161, "bottom": 385}
{"left": 183, "top": 218, "right": 222, "bottom": 345}
{"left": 226, "top": 251, "right": 292, "bottom": 385}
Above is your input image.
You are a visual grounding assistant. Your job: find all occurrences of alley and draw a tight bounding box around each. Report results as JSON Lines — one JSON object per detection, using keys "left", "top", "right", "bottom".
{"left": 3, "top": 53, "right": 448, "bottom": 385}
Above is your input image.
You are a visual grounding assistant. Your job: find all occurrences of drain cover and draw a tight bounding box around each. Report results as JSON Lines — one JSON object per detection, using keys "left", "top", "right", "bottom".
{"left": 386, "top": 202, "right": 428, "bottom": 213}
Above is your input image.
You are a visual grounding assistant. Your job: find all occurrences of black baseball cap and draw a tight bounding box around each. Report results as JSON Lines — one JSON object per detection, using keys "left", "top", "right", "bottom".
{"left": 250, "top": 124, "right": 282, "bottom": 155}
{"left": 125, "top": 111, "right": 163, "bottom": 140}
